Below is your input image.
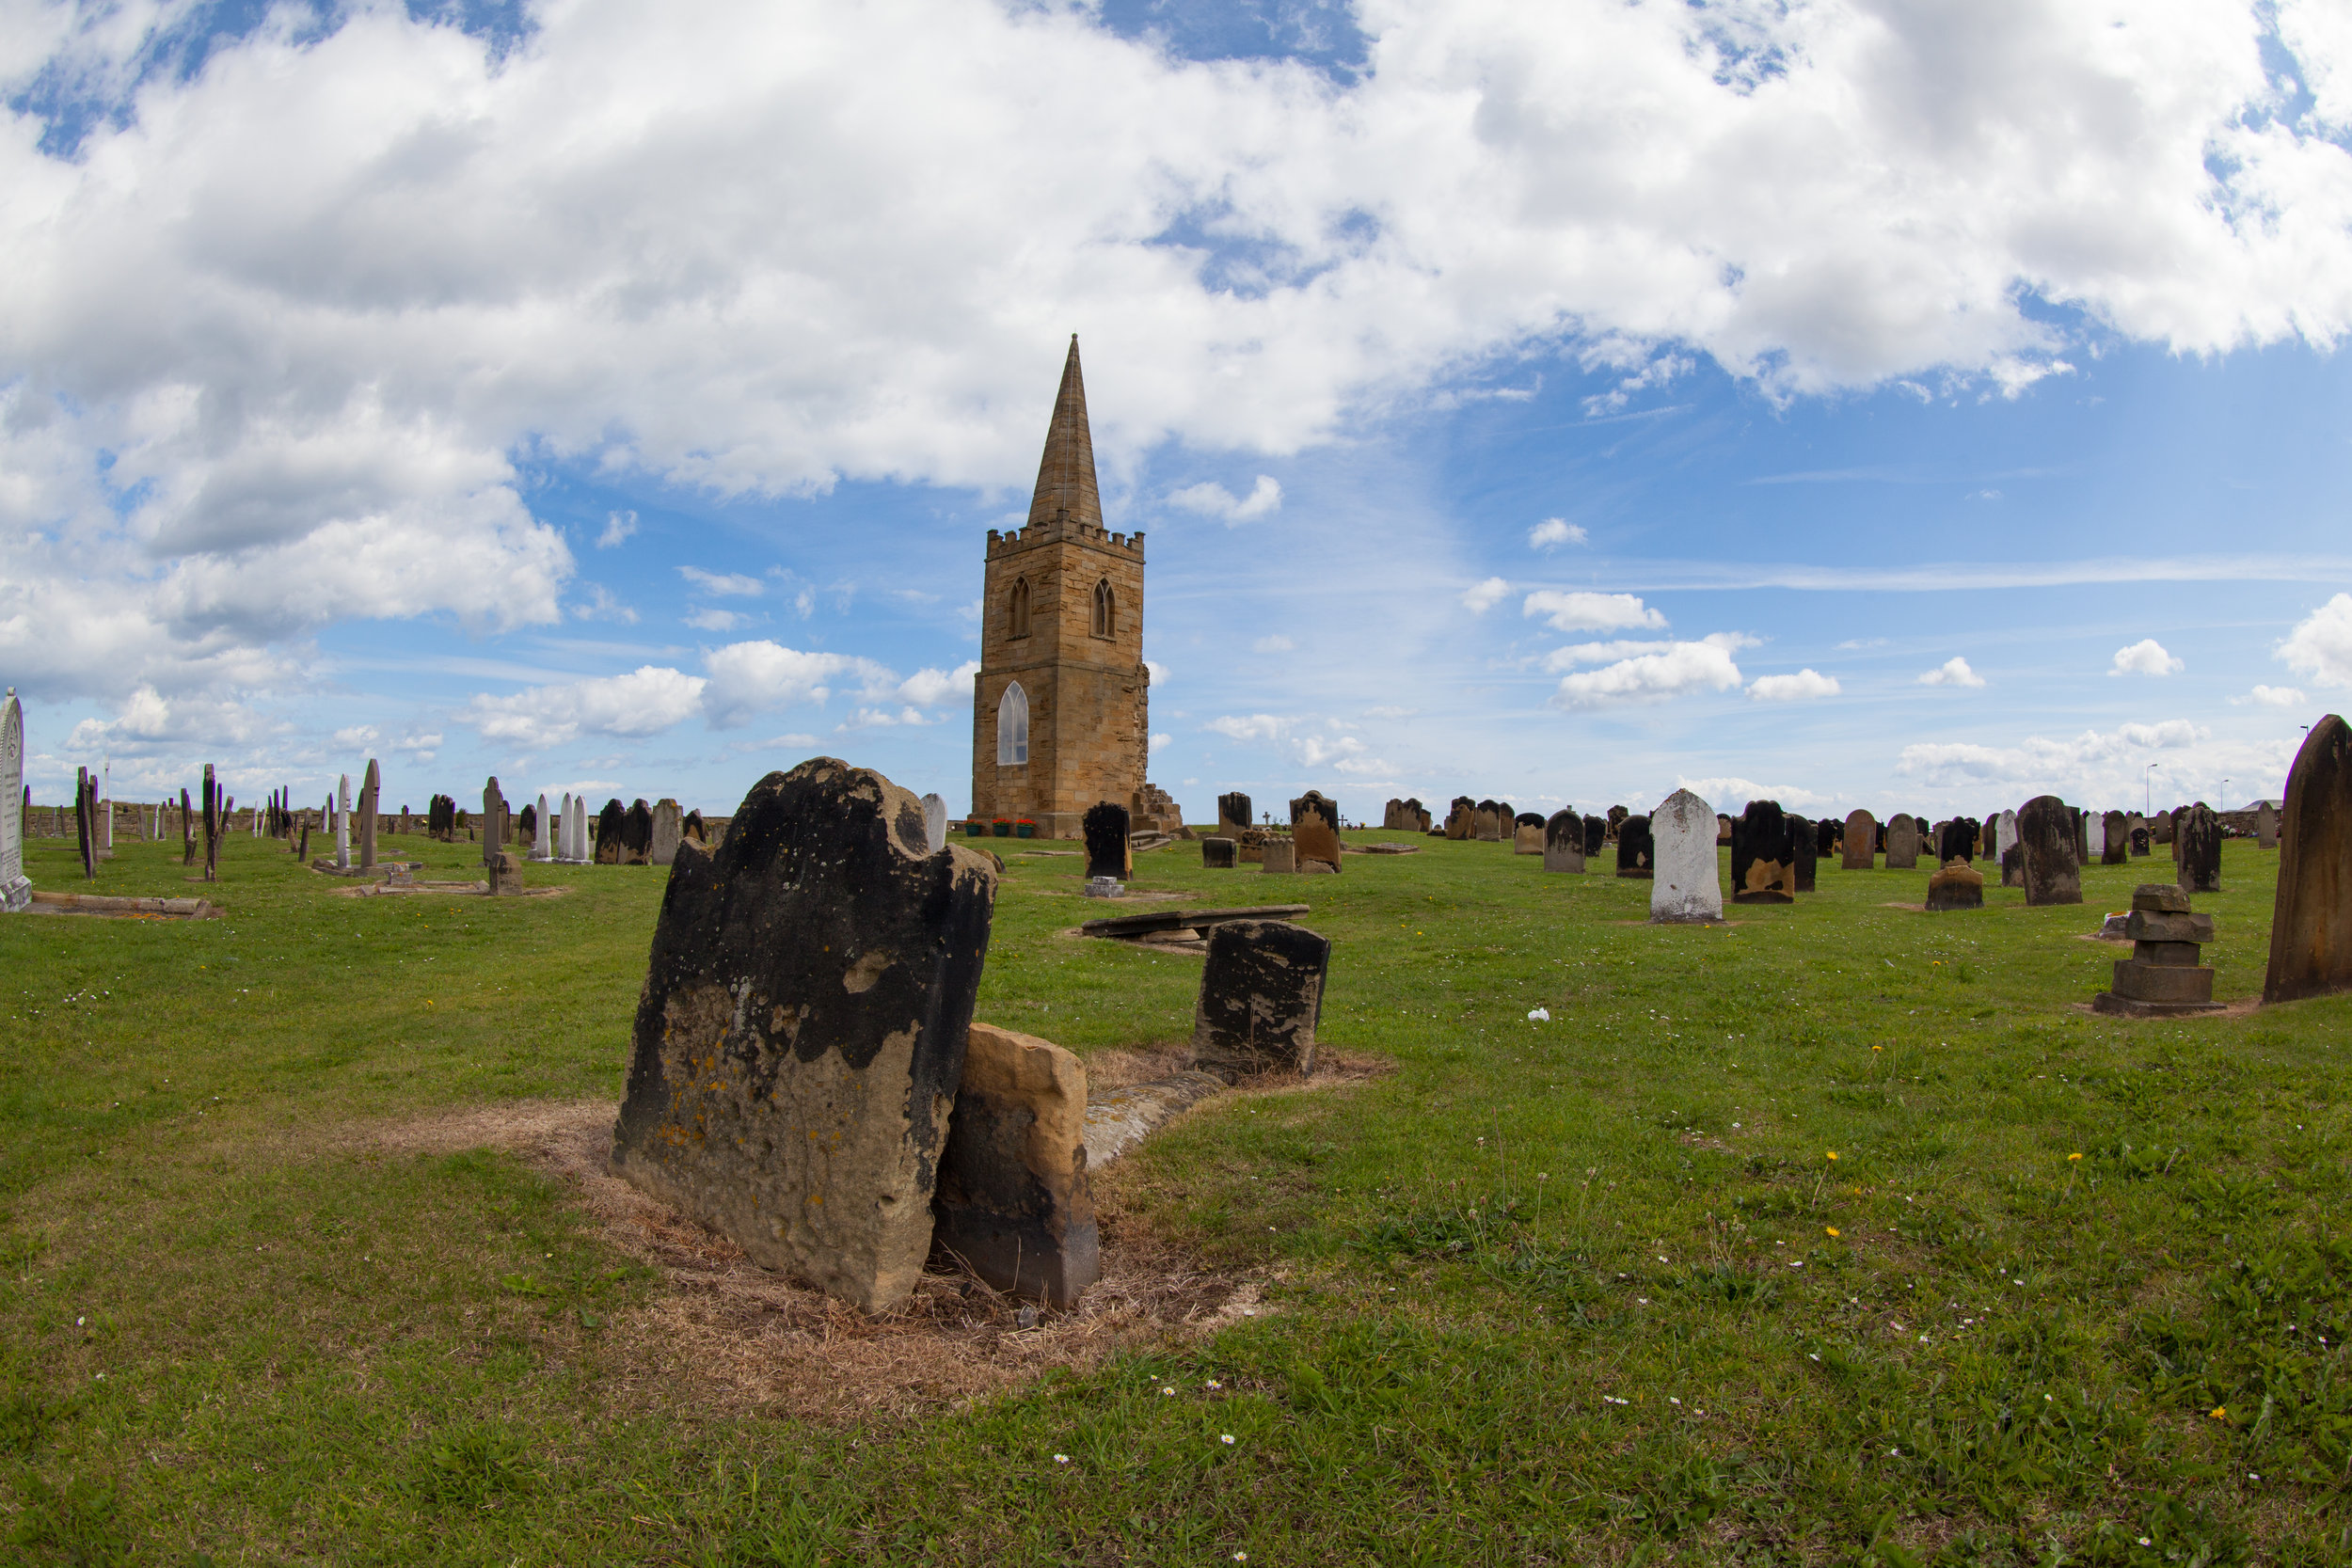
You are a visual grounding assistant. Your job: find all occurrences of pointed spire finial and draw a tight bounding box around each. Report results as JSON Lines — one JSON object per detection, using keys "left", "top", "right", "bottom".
{"left": 1026, "top": 336, "right": 1103, "bottom": 532}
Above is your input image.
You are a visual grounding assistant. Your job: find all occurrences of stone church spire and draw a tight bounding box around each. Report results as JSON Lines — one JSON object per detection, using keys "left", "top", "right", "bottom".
{"left": 1025, "top": 335, "right": 1104, "bottom": 531}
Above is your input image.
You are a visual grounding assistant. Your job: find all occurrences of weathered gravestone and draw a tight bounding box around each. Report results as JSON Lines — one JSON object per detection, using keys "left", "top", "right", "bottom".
{"left": 920, "top": 793, "right": 948, "bottom": 854}
{"left": 1583, "top": 815, "right": 1607, "bottom": 858}
{"left": 481, "top": 777, "right": 509, "bottom": 863}
{"left": 1291, "top": 792, "right": 1342, "bottom": 873}
{"left": 358, "top": 759, "right": 380, "bottom": 870}
{"left": 2102, "top": 810, "right": 2129, "bottom": 865}
{"left": 2263, "top": 713, "right": 2352, "bottom": 1005}
{"left": 1615, "top": 814, "right": 1654, "bottom": 879}
{"left": 2257, "top": 800, "right": 2279, "bottom": 850}
{"left": 649, "top": 799, "right": 685, "bottom": 866}
{"left": 2177, "top": 803, "right": 2221, "bottom": 895}
{"left": 2093, "top": 883, "right": 2221, "bottom": 1016}
{"left": 1191, "top": 919, "right": 1328, "bottom": 1077}
{"left": 1607, "top": 804, "right": 1629, "bottom": 836}
{"left": 1789, "top": 815, "right": 1818, "bottom": 892}
{"left": 1216, "top": 792, "right": 1253, "bottom": 842}
{"left": 622, "top": 800, "right": 656, "bottom": 864}
{"left": 1885, "top": 813, "right": 1920, "bottom": 870}
{"left": 1731, "top": 800, "right": 1793, "bottom": 903}
{"left": 1651, "top": 790, "right": 1723, "bottom": 923}
{"left": 334, "top": 774, "right": 352, "bottom": 870}
{"left": 1201, "top": 836, "right": 1237, "bottom": 868}
{"left": 2018, "top": 795, "right": 2082, "bottom": 906}
{"left": 929, "top": 1022, "right": 1098, "bottom": 1307}
{"left": 2154, "top": 810, "right": 2176, "bottom": 846}
{"left": 1542, "top": 809, "right": 1583, "bottom": 873}
{"left": 1512, "top": 813, "right": 1545, "bottom": 855}
{"left": 608, "top": 758, "right": 998, "bottom": 1313}
{"left": 1473, "top": 800, "right": 1502, "bottom": 842}
{"left": 1938, "top": 817, "right": 1978, "bottom": 863}
{"left": 1816, "top": 818, "right": 1838, "bottom": 860}
{"left": 1994, "top": 810, "right": 2024, "bottom": 887}
{"left": 596, "top": 799, "right": 626, "bottom": 863}
{"left": 0, "top": 690, "right": 26, "bottom": 912}
{"left": 532, "top": 793, "right": 553, "bottom": 861}
{"left": 1083, "top": 800, "right": 1132, "bottom": 881}
{"left": 1926, "top": 855, "right": 1985, "bottom": 911}
{"left": 1443, "top": 796, "right": 1476, "bottom": 840}
{"left": 2084, "top": 809, "right": 2106, "bottom": 863}
{"left": 1260, "top": 836, "right": 1296, "bottom": 874}
{"left": 683, "top": 809, "right": 707, "bottom": 847}
{"left": 2130, "top": 827, "right": 2151, "bottom": 856}
{"left": 1842, "top": 810, "right": 1876, "bottom": 870}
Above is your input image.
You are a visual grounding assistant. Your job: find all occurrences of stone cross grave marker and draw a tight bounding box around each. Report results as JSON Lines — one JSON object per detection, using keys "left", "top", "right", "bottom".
{"left": 2263, "top": 714, "right": 2352, "bottom": 1004}
{"left": 1651, "top": 789, "right": 1723, "bottom": 922}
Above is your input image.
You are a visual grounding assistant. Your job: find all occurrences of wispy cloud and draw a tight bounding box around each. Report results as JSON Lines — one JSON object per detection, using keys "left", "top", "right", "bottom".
{"left": 1461, "top": 578, "right": 1510, "bottom": 615}
{"left": 1522, "top": 590, "right": 1666, "bottom": 633}
{"left": 1918, "top": 657, "right": 1984, "bottom": 688}
{"left": 1747, "top": 669, "right": 1840, "bottom": 702}
{"left": 596, "top": 510, "right": 639, "bottom": 549}
{"left": 1529, "top": 518, "right": 1588, "bottom": 550}
{"left": 1169, "top": 475, "right": 1282, "bottom": 523}
{"left": 679, "top": 566, "right": 765, "bottom": 597}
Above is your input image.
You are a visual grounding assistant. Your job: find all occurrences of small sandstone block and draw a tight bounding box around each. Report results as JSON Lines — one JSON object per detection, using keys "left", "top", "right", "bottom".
{"left": 1192, "top": 919, "right": 1328, "bottom": 1076}
{"left": 930, "top": 1023, "right": 1099, "bottom": 1307}
{"left": 1201, "top": 836, "right": 1237, "bottom": 868}
{"left": 1261, "top": 838, "right": 1295, "bottom": 874}
{"left": 1925, "top": 858, "right": 1984, "bottom": 912}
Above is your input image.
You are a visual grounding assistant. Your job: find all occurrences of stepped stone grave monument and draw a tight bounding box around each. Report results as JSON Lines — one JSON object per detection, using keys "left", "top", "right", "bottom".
{"left": 1260, "top": 836, "right": 1295, "bottom": 874}
{"left": 649, "top": 800, "right": 685, "bottom": 866}
{"left": 609, "top": 758, "right": 998, "bottom": 1313}
{"left": 1083, "top": 800, "right": 1132, "bottom": 883}
{"left": 1926, "top": 855, "right": 1985, "bottom": 911}
{"left": 2264, "top": 714, "right": 2352, "bottom": 1004}
{"left": 920, "top": 794, "right": 948, "bottom": 853}
{"left": 1651, "top": 789, "right": 1723, "bottom": 923}
{"left": 1615, "top": 815, "right": 1653, "bottom": 877}
{"left": 1191, "top": 919, "right": 1328, "bottom": 1077}
{"left": 1841, "top": 810, "right": 1876, "bottom": 870}
{"left": 2103, "top": 810, "right": 2130, "bottom": 865}
{"left": 2177, "top": 803, "right": 2221, "bottom": 894}
{"left": 1885, "top": 813, "right": 1920, "bottom": 870}
{"left": 1789, "top": 814, "right": 1818, "bottom": 892}
{"left": 596, "top": 799, "right": 626, "bottom": 863}
{"left": 929, "top": 1022, "right": 1098, "bottom": 1307}
{"left": 1512, "top": 813, "right": 1545, "bottom": 854}
{"left": 1217, "top": 792, "right": 1252, "bottom": 841}
{"left": 1201, "top": 836, "right": 1236, "bottom": 868}
{"left": 1291, "top": 792, "right": 1342, "bottom": 873}
{"left": 1731, "top": 800, "right": 1793, "bottom": 904}
{"left": 1542, "top": 809, "right": 1583, "bottom": 873}
{"left": 2093, "top": 883, "right": 2221, "bottom": 1017}
{"left": 2257, "top": 800, "right": 2279, "bottom": 850}
{"left": 2018, "top": 795, "right": 2082, "bottom": 906}
{"left": 0, "top": 690, "right": 27, "bottom": 912}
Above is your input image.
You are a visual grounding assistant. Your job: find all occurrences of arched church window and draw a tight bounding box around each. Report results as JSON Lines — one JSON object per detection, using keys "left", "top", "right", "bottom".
{"left": 996, "top": 682, "right": 1029, "bottom": 767}
{"left": 1008, "top": 577, "right": 1031, "bottom": 640}
{"left": 1092, "top": 578, "right": 1115, "bottom": 639}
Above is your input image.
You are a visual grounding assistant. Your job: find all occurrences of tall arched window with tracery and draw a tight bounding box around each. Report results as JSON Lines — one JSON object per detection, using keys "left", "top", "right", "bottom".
{"left": 1091, "top": 578, "right": 1115, "bottom": 639}
{"left": 1008, "top": 577, "right": 1031, "bottom": 640}
{"left": 996, "top": 682, "right": 1029, "bottom": 766}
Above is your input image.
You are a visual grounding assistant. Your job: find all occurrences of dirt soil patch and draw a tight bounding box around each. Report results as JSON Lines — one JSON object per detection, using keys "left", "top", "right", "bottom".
{"left": 345, "top": 1099, "right": 1269, "bottom": 1424}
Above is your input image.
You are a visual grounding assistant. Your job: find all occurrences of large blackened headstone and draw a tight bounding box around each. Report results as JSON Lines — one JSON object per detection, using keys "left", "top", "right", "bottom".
{"left": 1083, "top": 800, "right": 1132, "bottom": 881}
{"left": 2177, "top": 802, "right": 2221, "bottom": 895}
{"left": 1841, "top": 810, "right": 1876, "bottom": 870}
{"left": 1512, "top": 812, "right": 1545, "bottom": 854}
{"left": 2017, "top": 795, "right": 2082, "bottom": 906}
{"left": 1191, "top": 919, "right": 1328, "bottom": 1077}
{"left": 1788, "top": 814, "right": 1818, "bottom": 892}
{"left": 1444, "top": 796, "right": 1476, "bottom": 840}
{"left": 1938, "top": 817, "right": 1977, "bottom": 863}
{"left": 1543, "top": 809, "right": 1583, "bottom": 873}
{"left": 622, "top": 800, "right": 656, "bottom": 864}
{"left": 1615, "top": 814, "right": 1653, "bottom": 879}
{"left": 930, "top": 1022, "right": 1098, "bottom": 1307}
{"left": 1201, "top": 836, "right": 1237, "bottom": 868}
{"left": 596, "top": 798, "right": 626, "bottom": 863}
{"left": 1816, "top": 817, "right": 1838, "bottom": 859}
{"left": 2102, "top": 810, "right": 2129, "bottom": 865}
{"left": 1291, "top": 791, "right": 1342, "bottom": 873}
{"left": 2264, "top": 714, "right": 2352, "bottom": 1005}
{"left": 1216, "top": 792, "right": 1253, "bottom": 840}
{"left": 1885, "top": 814, "right": 1920, "bottom": 871}
{"left": 2130, "top": 826, "right": 2150, "bottom": 857}
{"left": 2093, "top": 883, "right": 2220, "bottom": 1016}
{"left": 1583, "top": 815, "right": 1607, "bottom": 857}
{"left": 1730, "top": 800, "right": 1792, "bottom": 903}
{"left": 609, "top": 758, "right": 998, "bottom": 1313}
{"left": 1607, "top": 804, "right": 1629, "bottom": 836}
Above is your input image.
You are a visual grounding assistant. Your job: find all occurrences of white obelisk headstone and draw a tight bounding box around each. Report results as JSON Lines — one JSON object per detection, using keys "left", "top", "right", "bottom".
{"left": 921, "top": 792, "right": 948, "bottom": 854}
{"left": 0, "top": 689, "right": 28, "bottom": 911}
{"left": 101, "top": 759, "right": 112, "bottom": 850}
{"left": 335, "top": 773, "right": 352, "bottom": 869}
{"left": 1649, "top": 787, "right": 1724, "bottom": 924}
{"left": 533, "top": 793, "right": 552, "bottom": 861}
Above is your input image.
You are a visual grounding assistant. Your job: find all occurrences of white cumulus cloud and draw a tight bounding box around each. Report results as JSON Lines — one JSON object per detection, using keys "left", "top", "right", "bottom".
{"left": 1169, "top": 475, "right": 1282, "bottom": 523}
{"left": 2233, "top": 684, "right": 2307, "bottom": 707}
{"left": 1550, "top": 634, "right": 1746, "bottom": 709}
{"left": 1529, "top": 518, "right": 1588, "bottom": 550}
{"left": 1461, "top": 578, "right": 1511, "bottom": 615}
{"left": 459, "top": 665, "right": 709, "bottom": 752}
{"left": 1206, "top": 714, "right": 1284, "bottom": 743}
{"left": 1523, "top": 591, "right": 1668, "bottom": 634}
{"left": 2109, "top": 638, "right": 2185, "bottom": 676}
{"left": 1747, "top": 669, "right": 1841, "bottom": 703}
{"left": 1918, "top": 657, "right": 1986, "bottom": 688}
{"left": 2279, "top": 594, "right": 2352, "bottom": 688}
{"left": 897, "top": 660, "right": 981, "bottom": 707}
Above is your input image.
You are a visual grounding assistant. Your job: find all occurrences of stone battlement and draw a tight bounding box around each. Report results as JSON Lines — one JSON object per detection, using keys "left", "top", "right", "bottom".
{"left": 986, "top": 518, "right": 1144, "bottom": 559}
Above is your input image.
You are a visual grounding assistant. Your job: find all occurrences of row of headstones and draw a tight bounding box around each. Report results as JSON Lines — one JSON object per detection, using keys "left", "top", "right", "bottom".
{"left": 609, "top": 759, "right": 1332, "bottom": 1313}
{"left": 1184, "top": 791, "right": 1348, "bottom": 877}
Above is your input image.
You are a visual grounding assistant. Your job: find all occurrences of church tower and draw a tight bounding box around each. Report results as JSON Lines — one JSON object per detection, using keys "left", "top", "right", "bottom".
{"left": 972, "top": 338, "right": 1151, "bottom": 839}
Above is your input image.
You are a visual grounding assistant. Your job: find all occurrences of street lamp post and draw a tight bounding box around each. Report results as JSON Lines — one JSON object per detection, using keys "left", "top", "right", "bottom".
{"left": 2145, "top": 763, "right": 2159, "bottom": 818}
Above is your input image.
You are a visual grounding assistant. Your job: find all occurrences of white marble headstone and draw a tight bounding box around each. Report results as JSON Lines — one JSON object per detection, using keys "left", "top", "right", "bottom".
{"left": 2085, "top": 811, "right": 2106, "bottom": 859}
{"left": 1994, "top": 809, "right": 2019, "bottom": 862}
{"left": 1649, "top": 787, "right": 1724, "bottom": 924}
{"left": 0, "top": 689, "right": 27, "bottom": 911}
{"left": 533, "top": 792, "right": 552, "bottom": 861}
{"left": 920, "top": 792, "right": 948, "bottom": 854}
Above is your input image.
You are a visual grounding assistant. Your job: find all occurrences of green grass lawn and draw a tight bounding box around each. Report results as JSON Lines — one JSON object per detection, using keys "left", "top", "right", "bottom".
{"left": 3, "top": 821, "right": 2346, "bottom": 1565}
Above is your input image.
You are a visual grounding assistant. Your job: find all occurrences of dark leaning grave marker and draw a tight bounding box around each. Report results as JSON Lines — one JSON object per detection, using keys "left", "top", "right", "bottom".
{"left": 1614, "top": 814, "right": 1654, "bottom": 879}
{"left": 1216, "top": 792, "right": 1252, "bottom": 841}
{"left": 2093, "top": 883, "right": 2222, "bottom": 1017}
{"left": 2018, "top": 795, "right": 2082, "bottom": 907}
{"left": 609, "top": 758, "right": 998, "bottom": 1314}
{"left": 1083, "top": 800, "right": 1132, "bottom": 881}
{"left": 929, "top": 1022, "right": 1099, "bottom": 1307}
{"left": 2264, "top": 714, "right": 2352, "bottom": 1005}
{"left": 1789, "top": 813, "right": 1818, "bottom": 893}
{"left": 2177, "top": 802, "right": 2221, "bottom": 895}
{"left": 596, "top": 799, "right": 626, "bottom": 863}
{"left": 1730, "top": 800, "right": 1793, "bottom": 904}
{"left": 1191, "top": 919, "right": 1329, "bottom": 1077}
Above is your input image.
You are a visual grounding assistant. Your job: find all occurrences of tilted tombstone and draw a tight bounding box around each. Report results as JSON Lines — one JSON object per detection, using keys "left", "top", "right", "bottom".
{"left": 1202, "top": 836, "right": 1237, "bottom": 868}
{"left": 358, "top": 759, "right": 380, "bottom": 870}
{"left": 596, "top": 799, "right": 626, "bottom": 863}
{"left": 2256, "top": 800, "right": 2279, "bottom": 850}
{"left": 0, "top": 689, "right": 27, "bottom": 911}
{"left": 1083, "top": 800, "right": 1132, "bottom": 881}
{"left": 1443, "top": 796, "right": 1476, "bottom": 840}
{"left": 1731, "top": 800, "right": 1794, "bottom": 903}
{"left": 920, "top": 793, "right": 948, "bottom": 854}
{"left": 1615, "top": 814, "right": 1654, "bottom": 878}
{"left": 2263, "top": 714, "right": 2352, "bottom": 1004}
{"left": 610, "top": 759, "right": 997, "bottom": 1313}
{"left": 1788, "top": 814, "right": 1818, "bottom": 892}
{"left": 2102, "top": 810, "right": 2129, "bottom": 865}
{"left": 622, "top": 800, "right": 656, "bottom": 864}
{"left": 1884, "top": 813, "right": 1920, "bottom": 870}
{"left": 1651, "top": 789, "right": 1723, "bottom": 922}
{"left": 2017, "top": 795, "right": 2082, "bottom": 906}
{"left": 2177, "top": 802, "right": 2221, "bottom": 895}
{"left": 1216, "top": 792, "right": 1253, "bottom": 841}
{"left": 1290, "top": 792, "right": 1342, "bottom": 873}
{"left": 1473, "top": 800, "right": 1502, "bottom": 842}
{"left": 649, "top": 799, "right": 685, "bottom": 866}
{"left": 1190, "top": 919, "right": 1328, "bottom": 1077}
{"left": 2094, "top": 883, "right": 2220, "bottom": 1016}
{"left": 1512, "top": 812, "right": 1545, "bottom": 854}
{"left": 1542, "top": 809, "right": 1584, "bottom": 873}
{"left": 1841, "top": 810, "right": 1876, "bottom": 870}
{"left": 929, "top": 1022, "right": 1098, "bottom": 1307}
{"left": 1582, "top": 815, "right": 1607, "bottom": 857}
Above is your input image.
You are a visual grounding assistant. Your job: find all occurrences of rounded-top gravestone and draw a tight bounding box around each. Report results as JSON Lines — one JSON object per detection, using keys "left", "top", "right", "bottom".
{"left": 1842, "top": 810, "right": 1876, "bottom": 870}
{"left": 1615, "top": 814, "right": 1654, "bottom": 878}
{"left": 1651, "top": 790, "right": 1723, "bottom": 922}
{"left": 2176, "top": 802, "right": 2221, "bottom": 895}
{"left": 1543, "top": 809, "right": 1584, "bottom": 873}
{"left": 2017, "top": 795, "right": 2082, "bottom": 906}
{"left": 2263, "top": 714, "right": 2352, "bottom": 1004}
{"left": 1732, "top": 800, "right": 1793, "bottom": 903}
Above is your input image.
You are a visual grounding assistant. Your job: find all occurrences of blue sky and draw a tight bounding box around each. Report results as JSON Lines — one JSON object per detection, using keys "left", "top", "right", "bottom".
{"left": 4, "top": 0, "right": 2350, "bottom": 824}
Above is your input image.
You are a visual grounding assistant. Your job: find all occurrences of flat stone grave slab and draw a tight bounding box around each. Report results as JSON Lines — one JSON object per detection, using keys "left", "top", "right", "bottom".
{"left": 1081, "top": 904, "right": 1311, "bottom": 942}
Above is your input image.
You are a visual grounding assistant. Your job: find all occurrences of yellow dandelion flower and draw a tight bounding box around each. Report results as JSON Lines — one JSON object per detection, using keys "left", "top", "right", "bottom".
{"left": 1825, "top": 1150, "right": 1839, "bottom": 1162}
{"left": 1825, "top": 1227, "right": 1840, "bottom": 1238}
{"left": 2210, "top": 1406, "right": 2229, "bottom": 1420}
{"left": 2069, "top": 1152, "right": 2084, "bottom": 1162}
